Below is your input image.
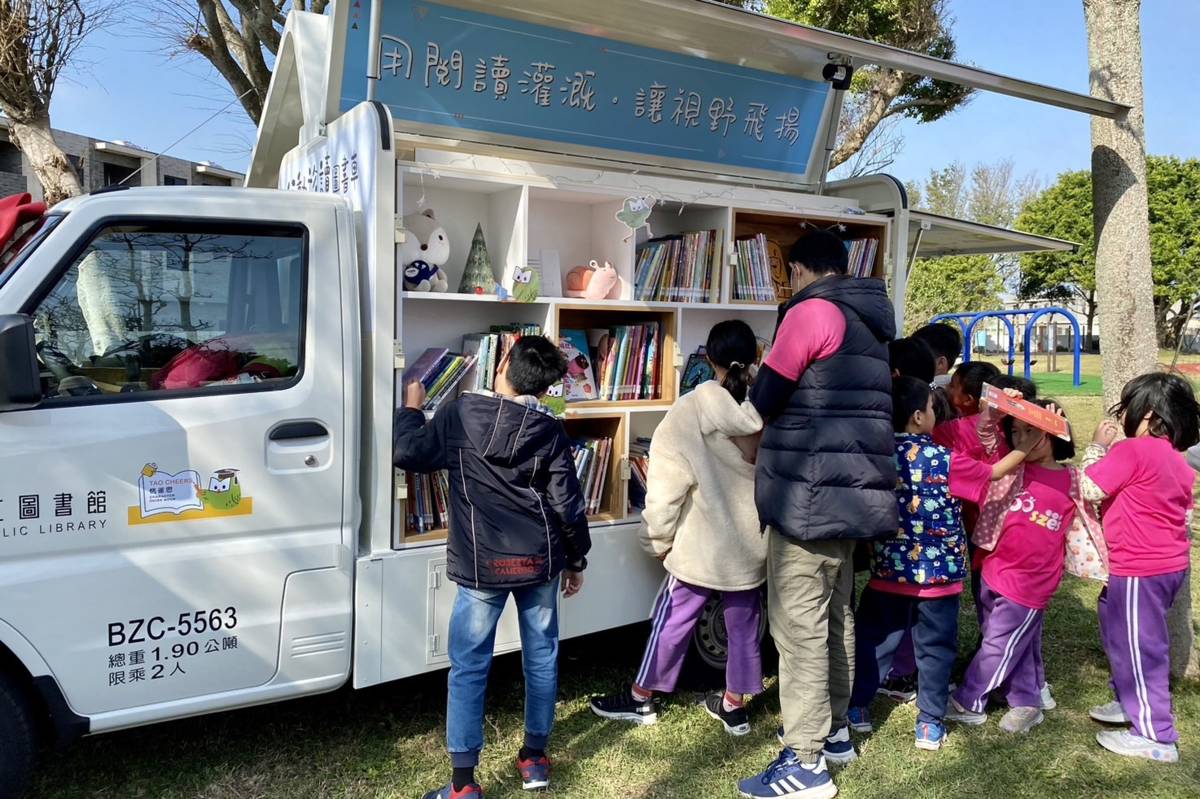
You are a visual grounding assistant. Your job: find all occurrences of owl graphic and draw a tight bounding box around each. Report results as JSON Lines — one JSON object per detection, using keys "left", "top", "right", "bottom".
{"left": 512, "top": 266, "right": 541, "bottom": 303}
{"left": 196, "top": 468, "right": 243, "bottom": 511}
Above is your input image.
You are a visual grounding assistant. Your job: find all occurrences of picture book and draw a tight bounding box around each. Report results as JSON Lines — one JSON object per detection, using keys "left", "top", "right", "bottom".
{"left": 982, "top": 382, "right": 1071, "bottom": 441}
{"left": 559, "top": 329, "right": 599, "bottom": 402}
{"left": 680, "top": 348, "right": 715, "bottom": 395}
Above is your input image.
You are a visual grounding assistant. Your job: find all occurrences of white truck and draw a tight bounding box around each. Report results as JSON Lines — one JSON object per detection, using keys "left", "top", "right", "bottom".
{"left": 0, "top": 0, "right": 1113, "bottom": 792}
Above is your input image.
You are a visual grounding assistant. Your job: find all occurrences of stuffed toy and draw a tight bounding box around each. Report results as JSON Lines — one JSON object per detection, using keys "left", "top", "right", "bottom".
{"left": 584, "top": 260, "right": 623, "bottom": 300}
{"left": 564, "top": 260, "right": 624, "bottom": 300}
{"left": 400, "top": 209, "right": 450, "bottom": 292}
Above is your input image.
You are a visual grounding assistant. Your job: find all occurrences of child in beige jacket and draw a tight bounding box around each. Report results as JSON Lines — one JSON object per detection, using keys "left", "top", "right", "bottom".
{"left": 591, "top": 321, "right": 766, "bottom": 735}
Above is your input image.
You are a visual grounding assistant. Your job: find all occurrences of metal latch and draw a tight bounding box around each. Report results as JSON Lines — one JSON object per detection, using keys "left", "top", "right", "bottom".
{"left": 619, "top": 456, "right": 631, "bottom": 480}
{"left": 395, "top": 216, "right": 407, "bottom": 244}
{"left": 394, "top": 341, "right": 405, "bottom": 370}
{"left": 395, "top": 469, "right": 407, "bottom": 501}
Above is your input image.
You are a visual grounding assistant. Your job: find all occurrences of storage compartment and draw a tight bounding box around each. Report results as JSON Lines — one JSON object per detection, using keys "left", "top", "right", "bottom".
{"left": 563, "top": 414, "right": 627, "bottom": 522}
{"left": 555, "top": 306, "right": 677, "bottom": 407}
{"left": 633, "top": 202, "right": 729, "bottom": 303}
{"left": 528, "top": 187, "right": 634, "bottom": 299}
{"left": 731, "top": 210, "right": 887, "bottom": 304}
{"left": 400, "top": 171, "right": 525, "bottom": 293}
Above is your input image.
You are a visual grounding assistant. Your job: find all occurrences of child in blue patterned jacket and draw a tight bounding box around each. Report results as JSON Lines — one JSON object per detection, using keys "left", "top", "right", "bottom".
{"left": 845, "top": 377, "right": 1040, "bottom": 754}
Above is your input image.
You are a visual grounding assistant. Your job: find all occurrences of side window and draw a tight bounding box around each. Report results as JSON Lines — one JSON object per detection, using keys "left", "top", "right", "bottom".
{"left": 31, "top": 222, "right": 306, "bottom": 401}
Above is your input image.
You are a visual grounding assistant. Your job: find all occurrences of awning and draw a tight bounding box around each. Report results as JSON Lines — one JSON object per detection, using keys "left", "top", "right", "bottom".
{"left": 908, "top": 211, "right": 1076, "bottom": 258}
{"left": 432, "top": 0, "right": 1126, "bottom": 118}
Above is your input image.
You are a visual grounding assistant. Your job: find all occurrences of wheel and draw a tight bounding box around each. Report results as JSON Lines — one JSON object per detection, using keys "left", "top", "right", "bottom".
{"left": 0, "top": 670, "right": 36, "bottom": 798}
{"left": 683, "top": 591, "right": 770, "bottom": 689}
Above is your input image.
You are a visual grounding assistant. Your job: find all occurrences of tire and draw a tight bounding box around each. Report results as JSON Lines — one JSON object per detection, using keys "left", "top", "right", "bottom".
{"left": 683, "top": 590, "right": 770, "bottom": 690}
{"left": 0, "top": 670, "right": 36, "bottom": 798}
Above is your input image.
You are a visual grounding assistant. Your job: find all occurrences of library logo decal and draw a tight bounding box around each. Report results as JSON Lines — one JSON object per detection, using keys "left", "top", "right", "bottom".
{"left": 128, "top": 463, "right": 253, "bottom": 526}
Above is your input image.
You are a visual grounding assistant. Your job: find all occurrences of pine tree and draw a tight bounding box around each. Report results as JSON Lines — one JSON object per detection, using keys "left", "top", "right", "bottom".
{"left": 458, "top": 224, "right": 497, "bottom": 294}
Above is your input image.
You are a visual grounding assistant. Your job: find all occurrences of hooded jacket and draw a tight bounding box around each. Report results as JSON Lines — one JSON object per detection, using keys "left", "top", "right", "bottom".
{"left": 638, "top": 381, "right": 767, "bottom": 591}
{"left": 394, "top": 391, "right": 591, "bottom": 589}
{"left": 752, "top": 275, "right": 898, "bottom": 542}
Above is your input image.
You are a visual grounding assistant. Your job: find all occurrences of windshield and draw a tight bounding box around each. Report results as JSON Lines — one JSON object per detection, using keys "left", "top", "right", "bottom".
{"left": 0, "top": 214, "right": 63, "bottom": 287}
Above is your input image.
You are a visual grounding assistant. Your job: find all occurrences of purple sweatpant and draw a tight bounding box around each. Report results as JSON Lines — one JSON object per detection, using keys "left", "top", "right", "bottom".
{"left": 635, "top": 575, "right": 763, "bottom": 695}
{"left": 1098, "top": 570, "right": 1187, "bottom": 744}
{"left": 954, "top": 579, "right": 1045, "bottom": 711}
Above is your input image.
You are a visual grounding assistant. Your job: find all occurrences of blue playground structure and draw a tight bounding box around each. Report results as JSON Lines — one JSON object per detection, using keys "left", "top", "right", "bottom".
{"left": 930, "top": 307, "right": 1083, "bottom": 387}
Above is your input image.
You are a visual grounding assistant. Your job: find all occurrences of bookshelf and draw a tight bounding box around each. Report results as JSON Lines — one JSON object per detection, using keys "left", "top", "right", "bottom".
{"left": 393, "top": 155, "right": 893, "bottom": 549}
{"left": 730, "top": 210, "right": 889, "bottom": 304}
{"left": 554, "top": 305, "right": 678, "bottom": 409}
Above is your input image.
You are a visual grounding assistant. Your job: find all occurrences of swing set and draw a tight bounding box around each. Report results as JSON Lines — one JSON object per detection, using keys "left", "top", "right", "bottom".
{"left": 930, "top": 307, "right": 1083, "bottom": 387}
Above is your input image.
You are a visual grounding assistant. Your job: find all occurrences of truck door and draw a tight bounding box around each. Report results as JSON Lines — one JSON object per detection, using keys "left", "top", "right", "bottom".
{"left": 0, "top": 194, "right": 356, "bottom": 728}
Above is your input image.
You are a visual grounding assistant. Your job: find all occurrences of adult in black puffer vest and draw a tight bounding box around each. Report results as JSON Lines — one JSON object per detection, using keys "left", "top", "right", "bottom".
{"left": 741, "top": 230, "right": 896, "bottom": 792}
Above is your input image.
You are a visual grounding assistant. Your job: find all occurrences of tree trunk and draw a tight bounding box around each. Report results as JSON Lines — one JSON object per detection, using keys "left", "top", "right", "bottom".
{"left": 1085, "top": 0, "right": 1196, "bottom": 681}
{"left": 8, "top": 113, "right": 82, "bottom": 206}
{"left": 1085, "top": 290, "right": 1097, "bottom": 352}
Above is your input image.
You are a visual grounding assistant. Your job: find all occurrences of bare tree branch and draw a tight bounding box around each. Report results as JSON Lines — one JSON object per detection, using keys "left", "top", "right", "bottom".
{"left": 0, "top": 0, "right": 113, "bottom": 204}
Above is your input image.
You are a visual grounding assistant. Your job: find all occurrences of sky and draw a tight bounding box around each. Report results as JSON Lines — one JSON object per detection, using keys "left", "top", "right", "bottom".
{"left": 48, "top": 0, "right": 1200, "bottom": 188}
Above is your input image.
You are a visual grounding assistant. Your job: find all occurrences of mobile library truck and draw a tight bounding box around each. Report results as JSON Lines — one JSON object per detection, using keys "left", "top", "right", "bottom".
{"left": 0, "top": 0, "right": 1118, "bottom": 790}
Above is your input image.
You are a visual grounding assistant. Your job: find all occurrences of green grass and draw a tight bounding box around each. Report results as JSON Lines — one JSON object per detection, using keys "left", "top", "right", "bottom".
{"left": 26, "top": 395, "right": 1200, "bottom": 798}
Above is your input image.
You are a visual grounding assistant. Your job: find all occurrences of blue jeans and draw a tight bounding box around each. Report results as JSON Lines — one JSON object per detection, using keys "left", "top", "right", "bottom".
{"left": 849, "top": 585, "right": 960, "bottom": 725}
{"left": 447, "top": 580, "right": 559, "bottom": 768}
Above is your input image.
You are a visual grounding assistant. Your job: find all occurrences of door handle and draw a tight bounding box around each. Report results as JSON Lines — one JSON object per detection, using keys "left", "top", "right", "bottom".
{"left": 269, "top": 421, "right": 329, "bottom": 441}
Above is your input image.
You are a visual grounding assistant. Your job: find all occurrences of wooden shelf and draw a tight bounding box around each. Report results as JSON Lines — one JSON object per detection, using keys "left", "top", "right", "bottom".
{"left": 403, "top": 527, "right": 449, "bottom": 544}
{"left": 732, "top": 210, "right": 888, "bottom": 299}
{"left": 564, "top": 414, "right": 627, "bottom": 522}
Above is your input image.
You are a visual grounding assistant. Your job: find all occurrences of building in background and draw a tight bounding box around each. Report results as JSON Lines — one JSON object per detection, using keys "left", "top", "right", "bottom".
{"left": 0, "top": 117, "right": 243, "bottom": 200}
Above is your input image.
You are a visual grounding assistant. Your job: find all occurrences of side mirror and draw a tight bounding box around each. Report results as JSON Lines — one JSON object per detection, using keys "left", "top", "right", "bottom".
{"left": 0, "top": 314, "right": 41, "bottom": 411}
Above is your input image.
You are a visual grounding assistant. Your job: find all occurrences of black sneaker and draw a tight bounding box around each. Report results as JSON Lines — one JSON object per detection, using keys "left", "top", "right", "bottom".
{"left": 701, "top": 690, "right": 750, "bottom": 736}
{"left": 878, "top": 674, "right": 918, "bottom": 703}
{"left": 590, "top": 686, "right": 658, "bottom": 725}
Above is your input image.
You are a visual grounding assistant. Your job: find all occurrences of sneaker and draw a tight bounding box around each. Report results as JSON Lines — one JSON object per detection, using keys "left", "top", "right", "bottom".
{"left": 1096, "top": 729, "right": 1180, "bottom": 763}
{"left": 590, "top": 686, "right": 658, "bottom": 725}
{"left": 822, "top": 726, "right": 857, "bottom": 765}
{"left": 945, "top": 697, "right": 987, "bottom": 726}
{"left": 914, "top": 721, "right": 947, "bottom": 751}
{"left": 1040, "top": 683, "right": 1057, "bottom": 711}
{"left": 738, "top": 751, "right": 838, "bottom": 799}
{"left": 1089, "top": 700, "right": 1131, "bottom": 725}
{"left": 422, "top": 784, "right": 483, "bottom": 799}
{"left": 999, "top": 706, "right": 1044, "bottom": 734}
{"left": 878, "top": 674, "right": 918, "bottom": 703}
{"left": 702, "top": 691, "right": 751, "bottom": 736}
{"left": 847, "top": 707, "right": 873, "bottom": 733}
{"left": 517, "top": 754, "right": 550, "bottom": 790}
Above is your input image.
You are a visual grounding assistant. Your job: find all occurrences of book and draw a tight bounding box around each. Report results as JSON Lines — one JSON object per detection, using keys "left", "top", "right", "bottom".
{"left": 634, "top": 229, "right": 723, "bottom": 303}
{"left": 460, "top": 323, "right": 543, "bottom": 394}
{"left": 680, "top": 348, "right": 715, "bottom": 395}
{"left": 559, "top": 329, "right": 599, "bottom": 401}
{"left": 406, "top": 469, "right": 452, "bottom": 535}
{"left": 734, "top": 234, "right": 776, "bottom": 303}
{"left": 981, "top": 383, "right": 1072, "bottom": 441}
{"left": 404, "top": 348, "right": 448, "bottom": 386}
{"left": 628, "top": 437, "right": 651, "bottom": 511}
{"left": 571, "top": 435, "right": 614, "bottom": 517}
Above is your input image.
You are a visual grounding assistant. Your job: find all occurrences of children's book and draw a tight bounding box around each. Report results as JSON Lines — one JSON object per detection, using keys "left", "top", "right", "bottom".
{"left": 405, "top": 348, "right": 449, "bottom": 387}
{"left": 982, "top": 382, "right": 1071, "bottom": 441}
{"left": 559, "top": 329, "right": 599, "bottom": 402}
{"left": 680, "top": 348, "right": 715, "bottom": 395}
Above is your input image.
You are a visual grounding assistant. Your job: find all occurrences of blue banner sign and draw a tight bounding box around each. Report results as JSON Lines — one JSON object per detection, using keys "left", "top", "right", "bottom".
{"left": 340, "top": 0, "right": 830, "bottom": 178}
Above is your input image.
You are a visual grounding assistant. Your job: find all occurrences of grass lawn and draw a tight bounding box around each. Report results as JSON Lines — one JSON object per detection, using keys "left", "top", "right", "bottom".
{"left": 27, "top": 396, "right": 1200, "bottom": 798}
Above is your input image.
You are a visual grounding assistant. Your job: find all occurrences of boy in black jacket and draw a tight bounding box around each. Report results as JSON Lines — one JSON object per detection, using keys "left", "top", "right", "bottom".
{"left": 396, "top": 335, "right": 590, "bottom": 799}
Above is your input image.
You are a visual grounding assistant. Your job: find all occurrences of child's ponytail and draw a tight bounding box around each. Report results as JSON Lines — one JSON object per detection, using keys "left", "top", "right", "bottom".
{"left": 705, "top": 320, "right": 758, "bottom": 403}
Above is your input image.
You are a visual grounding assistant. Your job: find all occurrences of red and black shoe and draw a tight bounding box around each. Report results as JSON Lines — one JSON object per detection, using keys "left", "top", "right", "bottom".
{"left": 517, "top": 753, "right": 551, "bottom": 790}
{"left": 421, "top": 783, "right": 483, "bottom": 799}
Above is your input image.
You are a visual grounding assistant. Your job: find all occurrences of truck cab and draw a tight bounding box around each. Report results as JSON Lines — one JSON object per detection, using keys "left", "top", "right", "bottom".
{"left": 0, "top": 187, "right": 359, "bottom": 784}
